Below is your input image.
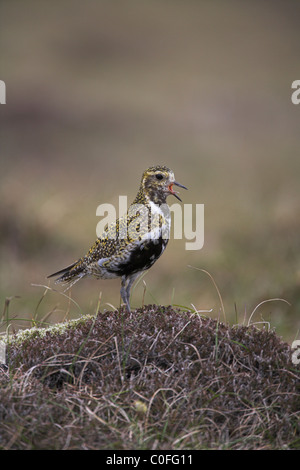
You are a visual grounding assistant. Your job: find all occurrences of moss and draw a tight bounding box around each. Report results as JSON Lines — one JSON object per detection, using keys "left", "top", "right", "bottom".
{"left": 1, "top": 313, "right": 94, "bottom": 345}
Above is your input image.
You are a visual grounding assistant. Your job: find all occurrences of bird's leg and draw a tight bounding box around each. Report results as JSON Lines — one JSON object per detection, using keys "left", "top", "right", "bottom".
{"left": 125, "top": 273, "right": 142, "bottom": 312}
{"left": 124, "top": 294, "right": 131, "bottom": 313}
{"left": 121, "top": 273, "right": 141, "bottom": 312}
{"left": 120, "top": 276, "right": 131, "bottom": 312}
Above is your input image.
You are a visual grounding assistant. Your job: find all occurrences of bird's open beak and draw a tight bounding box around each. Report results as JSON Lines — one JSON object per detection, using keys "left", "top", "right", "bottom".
{"left": 168, "top": 181, "right": 188, "bottom": 202}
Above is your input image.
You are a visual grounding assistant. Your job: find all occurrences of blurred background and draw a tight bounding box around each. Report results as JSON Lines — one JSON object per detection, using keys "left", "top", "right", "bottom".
{"left": 0, "top": 0, "right": 299, "bottom": 342}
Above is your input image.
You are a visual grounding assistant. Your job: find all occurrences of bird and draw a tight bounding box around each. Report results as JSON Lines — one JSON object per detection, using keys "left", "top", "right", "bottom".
{"left": 48, "top": 165, "right": 187, "bottom": 311}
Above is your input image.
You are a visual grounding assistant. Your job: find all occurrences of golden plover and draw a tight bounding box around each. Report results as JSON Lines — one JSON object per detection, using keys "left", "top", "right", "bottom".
{"left": 48, "top": 165, "right": 187, "bottom": 311}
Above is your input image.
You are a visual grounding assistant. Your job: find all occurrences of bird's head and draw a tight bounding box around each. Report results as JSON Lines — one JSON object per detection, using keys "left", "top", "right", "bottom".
{"left": 140, "top": 165, "right": 187, "bottom": 204}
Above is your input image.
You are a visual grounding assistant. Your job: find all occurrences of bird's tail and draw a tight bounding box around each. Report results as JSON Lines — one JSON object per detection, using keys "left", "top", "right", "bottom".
{"left": 47, "top": 259, "right": 86, "bottom": 290}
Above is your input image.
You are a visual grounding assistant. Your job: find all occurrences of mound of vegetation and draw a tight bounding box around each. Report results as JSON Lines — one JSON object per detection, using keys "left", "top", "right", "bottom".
{"left": 0, "top": 305, "right": 299, "bottom": 449}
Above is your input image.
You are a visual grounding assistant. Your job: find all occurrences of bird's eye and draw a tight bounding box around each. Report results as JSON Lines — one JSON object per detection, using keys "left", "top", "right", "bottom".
{"left": 155, "top": 174, "right": 164, "bottom": 180}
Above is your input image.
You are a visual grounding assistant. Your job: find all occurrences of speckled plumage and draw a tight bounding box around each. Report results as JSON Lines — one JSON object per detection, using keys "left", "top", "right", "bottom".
{"left": 48, "top": 165, "right": 187, "bottom": 311}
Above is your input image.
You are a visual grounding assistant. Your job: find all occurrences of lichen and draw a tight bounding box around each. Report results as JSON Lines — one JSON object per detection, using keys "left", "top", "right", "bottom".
{"left": 1, "top": 313, "right": 94, "bottom": 346}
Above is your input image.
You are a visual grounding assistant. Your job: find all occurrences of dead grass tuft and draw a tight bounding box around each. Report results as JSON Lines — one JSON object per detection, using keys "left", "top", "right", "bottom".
{"left": 1, "top": 305, "right": 299, "bottom": 449}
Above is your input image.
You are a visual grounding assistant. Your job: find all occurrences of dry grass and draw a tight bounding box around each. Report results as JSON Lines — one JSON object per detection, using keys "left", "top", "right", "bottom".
{"left": 1, "top": 305, "right": 299, "bottom": 450}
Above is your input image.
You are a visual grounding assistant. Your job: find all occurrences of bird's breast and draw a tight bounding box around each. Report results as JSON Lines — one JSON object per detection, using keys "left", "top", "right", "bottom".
{"left": 108, "top": 234, "right": 168, "bottom": 277}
